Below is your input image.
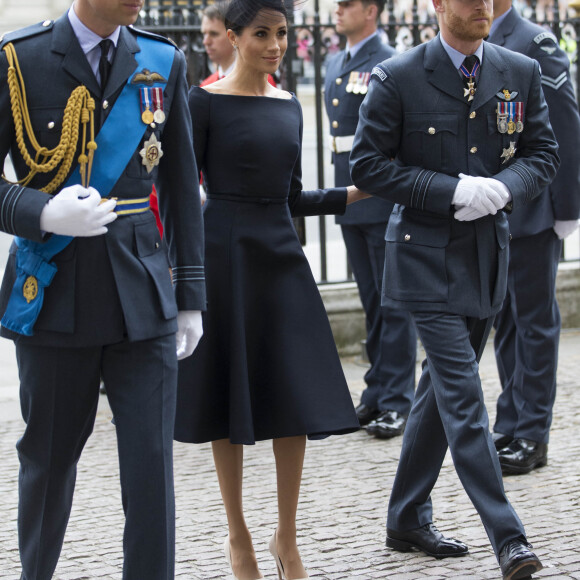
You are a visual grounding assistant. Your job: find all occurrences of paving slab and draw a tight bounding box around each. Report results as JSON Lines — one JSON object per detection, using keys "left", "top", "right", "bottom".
{"left": 0, "top": 330, "right": 579, "bottom": 579}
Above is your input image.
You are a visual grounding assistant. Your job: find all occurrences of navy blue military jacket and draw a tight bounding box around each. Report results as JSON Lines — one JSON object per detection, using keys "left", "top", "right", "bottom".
{"left": 0, "top": 15, "right": 206, "bottom": 345}
{"left": 489, "top": 8, "right": 580, "bottom": 237}
{"left": 324, "top": 35, "right": 395, "bottom": 224}
{"left": 350, "top": 36, "right": 559, "bottom": 319}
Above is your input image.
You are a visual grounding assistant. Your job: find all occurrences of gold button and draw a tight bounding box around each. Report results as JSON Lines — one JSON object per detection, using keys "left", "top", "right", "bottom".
{"left": 404, "top": 234, "right": 411, "bottom": 241}
{"left": 469, "top": 111, "right": 476, "bottom": 119}
{"left": 470, "top": 147, "right": 478, "bottom": 154}
{"left": 335, "top": 78, "right": 343, "bottom": 85}
{"left": 428, "top": 127, "right": 435, "bottom": 135}
{"left": 103, "top": 100, "right": 109, "bottom": 110}
{"left": 42, "top": 20, "right": 51, "bottom": 27}
{"left": 332, "top": 98, "right": 339, "bottom": 107}
{"left": 332, "top": 121, "right": 339, "bottom": 129}
{"left": 47, "top": 121, "right": 55, "bottom": 129}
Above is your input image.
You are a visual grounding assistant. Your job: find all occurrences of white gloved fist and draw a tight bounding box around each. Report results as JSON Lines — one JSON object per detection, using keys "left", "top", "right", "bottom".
{"left": 452, "top": 174, "right": 511, "bottom": 221}
{"left": 553, "top": 219, "right": 580, "bottom": 239}
{"left": 176, "top": 310, "right": 203, "bottom": 360}
{"left": 40, "top": 185, "right": 117, "bottom": 237}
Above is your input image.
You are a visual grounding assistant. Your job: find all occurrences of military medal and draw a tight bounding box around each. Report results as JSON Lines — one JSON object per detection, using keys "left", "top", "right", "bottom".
{"left": 515, "top": 101, "right": 524, "bottom": 133}
{"left": 507, "top": 102, "right": 516, "bottom": 134}
{"left": 152, "top": 87, "right": 166, "bottom": 124}
{"left": 346, "top": 72, "right": 356, "bottom": 93}
{"left": 360, "top": 72, "right": 370, "bottom": 95}
{"left": 140, "top": 87, "right": 155, "bottom": 125}
{"left": 140, "top": 133, "right": 164, "bottom": 173}
{"left": 352, "top": 73, "right": 362, "bottom": 94}
{"left": 501, "top": 141, "right": 517, "bottom": 164}
{"left": 497, "top": 103, "right": 508, "bottom": 134}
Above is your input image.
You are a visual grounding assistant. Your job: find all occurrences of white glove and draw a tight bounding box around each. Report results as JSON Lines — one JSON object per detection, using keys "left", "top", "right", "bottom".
{"left": 454, "top": 206, "right": 489, "bottom": 221}
{"left": 40, "top": 185, "right": 117, "bottom": 237}
{"left": 452, "top": 174, "right": 511, "bottom": 221}
{"left": 176, "top": 310, "right": 203, "bottom": 360}
{"left": 553, "top": 219, "right": 579, "bottom": 239}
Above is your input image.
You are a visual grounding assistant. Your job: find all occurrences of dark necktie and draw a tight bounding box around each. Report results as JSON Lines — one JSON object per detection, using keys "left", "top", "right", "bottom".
{"left": 343, "top": 50, "right": 351, "bottom": 69}
{"left": 460, "top": 54, "right": 480, "bottom": 102}
{"left": 99, "top": 39, "right": 113, "bottom": 92}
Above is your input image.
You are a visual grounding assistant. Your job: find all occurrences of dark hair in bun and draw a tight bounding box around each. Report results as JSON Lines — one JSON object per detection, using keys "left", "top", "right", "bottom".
{"left": 225, "top": 0, "right": 288, "bottom": 35}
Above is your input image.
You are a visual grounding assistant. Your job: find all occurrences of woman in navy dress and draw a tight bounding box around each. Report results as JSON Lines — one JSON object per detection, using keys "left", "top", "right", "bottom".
{"left": 174, "top": 0, "right": 366, "bottom": 577}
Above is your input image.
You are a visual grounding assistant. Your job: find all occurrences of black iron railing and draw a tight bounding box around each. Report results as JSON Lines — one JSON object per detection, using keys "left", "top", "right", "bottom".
{"left": 137, "top": 0, "right": 580, "bottom": 282}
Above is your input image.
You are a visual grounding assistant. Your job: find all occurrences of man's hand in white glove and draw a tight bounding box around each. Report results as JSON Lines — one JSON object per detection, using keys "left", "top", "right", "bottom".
{"left": 40, "top": 185, "right": 117, "bottom": 237}
{"left": 553, "top": 219, "right": 580, "bottom": 239}
{"left": 176, "top": 310, "right": 203, "bottom": 360}
{"left": 453, "top": 174, "right": 511, "bottom": 221}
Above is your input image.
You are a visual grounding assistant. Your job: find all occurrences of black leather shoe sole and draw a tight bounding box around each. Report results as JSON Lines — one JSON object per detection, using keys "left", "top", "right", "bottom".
{"left": 503, "top": 557, "right": 543, "bottom": 579}
{"left": 500, "top": 456, "right": 548, "bottom": 475}
{"left": 386, "top": 536, "right": 468, "bottom": 559}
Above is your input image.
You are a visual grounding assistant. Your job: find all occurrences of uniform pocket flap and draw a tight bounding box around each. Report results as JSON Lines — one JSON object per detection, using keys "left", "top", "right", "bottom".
{"left": 405, "top": 112, "right": 458, "bottom": 136}
{"left": 386, "top": 209, "right": 450, "bottom": 248}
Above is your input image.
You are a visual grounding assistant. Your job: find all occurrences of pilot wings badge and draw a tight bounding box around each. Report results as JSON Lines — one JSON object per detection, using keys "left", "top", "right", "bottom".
{"left": 131, "top": 68, "right": 168, "bottom": 86}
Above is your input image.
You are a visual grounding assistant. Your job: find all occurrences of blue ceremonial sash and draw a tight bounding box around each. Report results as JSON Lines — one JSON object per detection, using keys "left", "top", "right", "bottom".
{"left": 1, "top": 35, "right": 174, "bottom": 336}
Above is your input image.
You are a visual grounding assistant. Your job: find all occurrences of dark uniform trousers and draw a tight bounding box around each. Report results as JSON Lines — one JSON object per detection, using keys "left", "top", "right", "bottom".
{"left": 0, "top": 14, "right": 206, "bottom": 580}
{"left": 493, "top": 228, "right": 561, "bottom": 443}
{"left": 325, "top": 36, "right": 416, "bottom": 415}
{"left": 387, "top": 312, "right": 523, "bottom": 557}
{"left": 350, "top": 36, "right": 559, "bottom": 558}
{"left": 16, "top": 335, "right": 177, "bottom": 580}
{"left": 489, "top": 8, "right": 580, "bottom": 445}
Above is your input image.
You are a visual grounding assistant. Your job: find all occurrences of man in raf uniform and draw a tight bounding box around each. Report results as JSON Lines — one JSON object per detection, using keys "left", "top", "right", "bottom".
{"left": 0, "top": 0, "right": 205, "bottom": 578}
{"left": 324, "top": 0, "right": 416, "bottom": 439}
{"left": 350, "top": 0, "right": 559, "bottom": 574}
{"left": 488, "top": 0, "right": 580, "bottom": 475}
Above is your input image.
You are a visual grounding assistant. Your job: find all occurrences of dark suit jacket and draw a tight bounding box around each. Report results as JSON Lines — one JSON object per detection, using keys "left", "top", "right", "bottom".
{"left": 0, "top": 15, "right": 206, "bottom": 346}
{"left": 350, "top": 36, "right": 559, "bottom": 319}
{"left": 324, "top": 35, "right": 395, "bottom": 224}
{"left": 488, "top": 8, "right": 580, "bottom": 237}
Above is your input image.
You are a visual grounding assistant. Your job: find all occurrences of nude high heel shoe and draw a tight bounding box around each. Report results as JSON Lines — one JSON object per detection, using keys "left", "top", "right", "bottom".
{"left": 224, "top": 536, "right": 263, "bottom": 580}
{"left": 268, "top": 532, "right": 309, "bottom": 580}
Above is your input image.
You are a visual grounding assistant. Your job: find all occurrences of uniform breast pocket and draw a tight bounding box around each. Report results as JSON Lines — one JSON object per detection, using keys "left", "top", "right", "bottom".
{"left": 29, "top": 108, "right": 64, "bottom": 151}
{"left": 383, "top": 208, "right": 450, "bottom": 303}
{"left": 402, "top": 113, "right": 459, "bottom": 172}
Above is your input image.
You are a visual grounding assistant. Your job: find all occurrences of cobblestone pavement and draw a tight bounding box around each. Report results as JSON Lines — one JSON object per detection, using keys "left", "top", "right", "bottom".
{"left": 1, "top": 331, "right": 579, "bottom": 580}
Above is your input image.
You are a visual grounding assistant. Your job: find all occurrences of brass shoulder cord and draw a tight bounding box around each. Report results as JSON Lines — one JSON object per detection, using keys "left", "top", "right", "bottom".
{"left": 2, "top": 42, "right": 97, "bottom": 193}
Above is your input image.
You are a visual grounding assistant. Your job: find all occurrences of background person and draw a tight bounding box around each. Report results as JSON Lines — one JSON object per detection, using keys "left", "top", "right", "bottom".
{"left": 325, "top": 0, "right": 417, "bottom": 440}
{"left": 488, "top": 0, "right": 580, "bottom": 475}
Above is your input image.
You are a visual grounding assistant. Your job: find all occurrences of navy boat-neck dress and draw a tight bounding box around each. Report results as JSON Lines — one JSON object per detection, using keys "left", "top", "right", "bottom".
{"left": 174, "top": 87, "right": 359, "bottom": 445}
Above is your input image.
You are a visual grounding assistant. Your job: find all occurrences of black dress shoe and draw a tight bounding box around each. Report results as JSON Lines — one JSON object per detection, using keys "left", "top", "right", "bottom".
{"left": 492, "top": 431, "right": 513, "bottom": 451}
{"left": 386, "top": 523, "right": 468, "bottom": 559}
{"left": 355, "top": 403, "right": 380, "bottom": 426}
{"left": 366, "top": 410, "right": 406, "bottom": 439}
{"left": 498, "top": 438, "right": 548, "bottom": 475}
{"left": 499, "top": 539, "right": 542, "bottom": 579}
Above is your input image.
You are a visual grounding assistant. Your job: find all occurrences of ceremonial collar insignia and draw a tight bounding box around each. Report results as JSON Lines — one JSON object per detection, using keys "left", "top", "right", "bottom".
{"left": 131, "top": 68, "right": 168, "bottom": 86}
{"left": 496, "top": 89, "right": 518, "bottom": 101}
